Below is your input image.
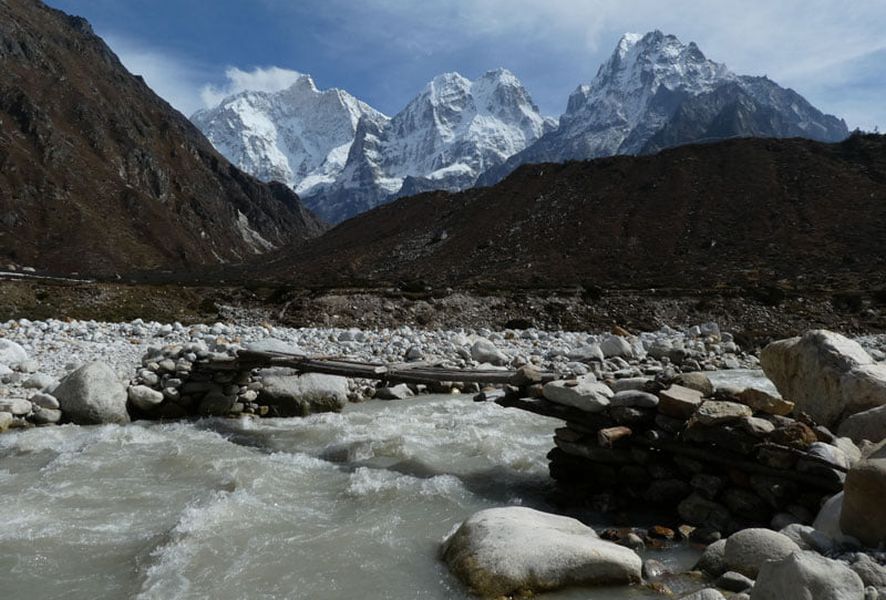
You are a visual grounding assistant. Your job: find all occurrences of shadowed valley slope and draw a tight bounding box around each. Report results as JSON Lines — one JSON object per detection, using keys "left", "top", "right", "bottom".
{"left": 257, "top": 134, "right": 886, "bottom": 291}
{"left": 0, "top": 0, "right": 322, "bottom": 275}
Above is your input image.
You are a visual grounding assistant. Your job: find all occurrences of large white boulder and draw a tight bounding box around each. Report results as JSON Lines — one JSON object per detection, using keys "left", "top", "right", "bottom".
{"left": 543, "top": 376, "right": 613, "bottom": 412}
{"left": 0, "top": 339, "right": 27, "bottom": 367}
{"left": 752, "top": 551, "right": 865, "bottom": 600}
{"left": 441, "top": 506, "right": 641, "bottom": 597}
{"left": 53, "top": 362, "right": 129, "bottom": 425}
{"left": 259, "top": 369, "right": 349, "bottom": 417}
{"left": 760, "top": 330, "right": 886, "bottom": 427}
{"left": 724, "top": 528, "right": 801, "bottom": 578}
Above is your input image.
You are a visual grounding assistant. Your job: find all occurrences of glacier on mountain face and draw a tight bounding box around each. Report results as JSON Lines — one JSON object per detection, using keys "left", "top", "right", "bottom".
{"left": 191, "top": 73, "right": 388, "bottom": 199}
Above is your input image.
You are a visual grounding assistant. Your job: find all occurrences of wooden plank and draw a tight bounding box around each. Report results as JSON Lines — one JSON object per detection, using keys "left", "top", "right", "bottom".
{"left": 221, "top": 349, "right": 557, "bottom": 386}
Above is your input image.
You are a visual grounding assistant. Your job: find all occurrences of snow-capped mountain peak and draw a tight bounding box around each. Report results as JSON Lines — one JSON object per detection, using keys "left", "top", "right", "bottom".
{"left": 192, "top": 68, "right": 551, "bottom": 222}
{"left": 562, "top": 30, "right": 736, "bottom": 137}
{"left": 477, "top": 31, "right": 848, "bottom": 188}
{"left": 298, "top": 69, "right": 555, "bottom": 222}
{"left": 555, "top": 30, "right": 845, "bottom": 157}
{"left": 191, "top": 75, "right": 388, "bottom": 197}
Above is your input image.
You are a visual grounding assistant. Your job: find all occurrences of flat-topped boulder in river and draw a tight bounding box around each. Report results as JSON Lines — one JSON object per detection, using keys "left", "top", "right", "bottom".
{"left": 259, "top": 369, "right": 349, "bottom": 417}
{"left": 441, "top": 506, "right": 641, "bottom": 597}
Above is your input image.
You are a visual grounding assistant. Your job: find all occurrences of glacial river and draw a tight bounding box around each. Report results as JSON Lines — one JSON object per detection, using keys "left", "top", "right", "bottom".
{"left": 0, "top": 395, "right": 708, "bottom": 599}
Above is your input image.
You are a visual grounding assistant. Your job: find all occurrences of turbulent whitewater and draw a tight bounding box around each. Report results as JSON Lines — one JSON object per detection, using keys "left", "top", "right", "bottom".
{"left": 0, "top": 397, "right": 697, "bottom": 600}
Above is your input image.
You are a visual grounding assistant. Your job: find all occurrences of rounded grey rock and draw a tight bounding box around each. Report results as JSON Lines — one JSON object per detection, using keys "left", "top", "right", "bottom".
{"left": 53, "top": 362, "right": 129, "bottom": 425}
{"left": 724, "top": 528, "right": 802, "bottom": 578}
{"left": 127, "top": 385, "right": 164, "bottom": 411}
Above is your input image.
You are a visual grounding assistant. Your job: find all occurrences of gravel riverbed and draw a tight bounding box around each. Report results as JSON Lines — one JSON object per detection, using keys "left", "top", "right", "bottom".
{"left": 2, "top": 317, "right": 885, "bottom": 403}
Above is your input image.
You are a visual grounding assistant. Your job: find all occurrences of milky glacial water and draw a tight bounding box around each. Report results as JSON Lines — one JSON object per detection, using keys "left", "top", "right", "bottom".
{"left": 0, "top": 396, "right": 697, "bottom": 599}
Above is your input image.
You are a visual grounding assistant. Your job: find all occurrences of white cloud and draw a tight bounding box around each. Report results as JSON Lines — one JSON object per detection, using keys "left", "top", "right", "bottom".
{"left": 102, "top": 1, "right": 886, "bottom": 128}
{"left": 299, "top": 0, "right": 886, "bottom": 127}
{"left": 103, "top": 34, "right": 206, "bottom": 116}
{"left": 199, "top": 67, "right": 305, "bottom": 108}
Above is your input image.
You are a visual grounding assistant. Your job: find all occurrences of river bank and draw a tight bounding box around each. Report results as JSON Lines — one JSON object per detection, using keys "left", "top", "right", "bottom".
{"left": 1, "top": 318, "right": 884, "bottom": 598}
{"left": 2, "top": 278, "right": 885, "bottom": 340}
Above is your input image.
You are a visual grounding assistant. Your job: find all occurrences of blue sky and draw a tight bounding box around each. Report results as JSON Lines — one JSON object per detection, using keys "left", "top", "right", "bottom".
{"left": 48, "top": 0, "right": 885, "bottom": 129}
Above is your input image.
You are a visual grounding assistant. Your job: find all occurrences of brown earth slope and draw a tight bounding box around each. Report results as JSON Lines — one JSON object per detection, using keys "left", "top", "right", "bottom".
{"left": 0, "top": 0, "right": 322, "bottom": 275}
{"left": 259, "top": 134, "right": 886, "bottom": 292}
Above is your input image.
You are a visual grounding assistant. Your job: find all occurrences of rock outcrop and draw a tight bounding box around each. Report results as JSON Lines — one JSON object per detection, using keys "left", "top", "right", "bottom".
{"left": 525, "top": 369, "right": 849, "bottom": 533}
{"left": 761, "top": 330, "right": 886, "bottom": 427}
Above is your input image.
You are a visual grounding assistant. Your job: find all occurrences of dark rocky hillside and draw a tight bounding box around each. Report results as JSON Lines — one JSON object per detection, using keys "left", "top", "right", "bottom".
{"left": 261, "top": 134, "right": 886, "bottom": 292}
{"left": 0, "top": 0, "right": 322, "bottom": 275}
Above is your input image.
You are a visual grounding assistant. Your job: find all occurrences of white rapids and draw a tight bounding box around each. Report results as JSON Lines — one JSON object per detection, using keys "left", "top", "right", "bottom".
{"left": 0, "top": 396, "right": 697, "bottom": 599}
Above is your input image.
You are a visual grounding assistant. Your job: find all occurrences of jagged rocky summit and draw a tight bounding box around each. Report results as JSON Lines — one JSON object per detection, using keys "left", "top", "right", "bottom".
{"left": 478, "top": 30, "right": 849, "bottom": 186}
{"left": 194, "top": 30, "right": 848, "bottom": 224}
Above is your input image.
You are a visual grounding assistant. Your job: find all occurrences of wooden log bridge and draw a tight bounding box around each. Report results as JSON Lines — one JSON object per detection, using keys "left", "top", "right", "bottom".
{"left": 207, "top": 349, "right": 559, "bottom": 387}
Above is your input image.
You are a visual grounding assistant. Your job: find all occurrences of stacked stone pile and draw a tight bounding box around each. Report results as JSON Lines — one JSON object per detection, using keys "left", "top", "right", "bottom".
{"left": 494, "top": 327, "right": 885, "bottom": 543}
{"left": 0, "top": 338, "right": 62, "bottom": 430}
{"left": 533, "top": 368, "right": 853, "bottom": 534}
{"left": 127, "top": 341, "right": 352, "bottom": 419}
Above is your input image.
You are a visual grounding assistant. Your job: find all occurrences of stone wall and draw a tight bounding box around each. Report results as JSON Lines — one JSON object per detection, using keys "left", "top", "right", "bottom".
{"left": 501, "top": 370, "right": 859, "bottom": 536}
